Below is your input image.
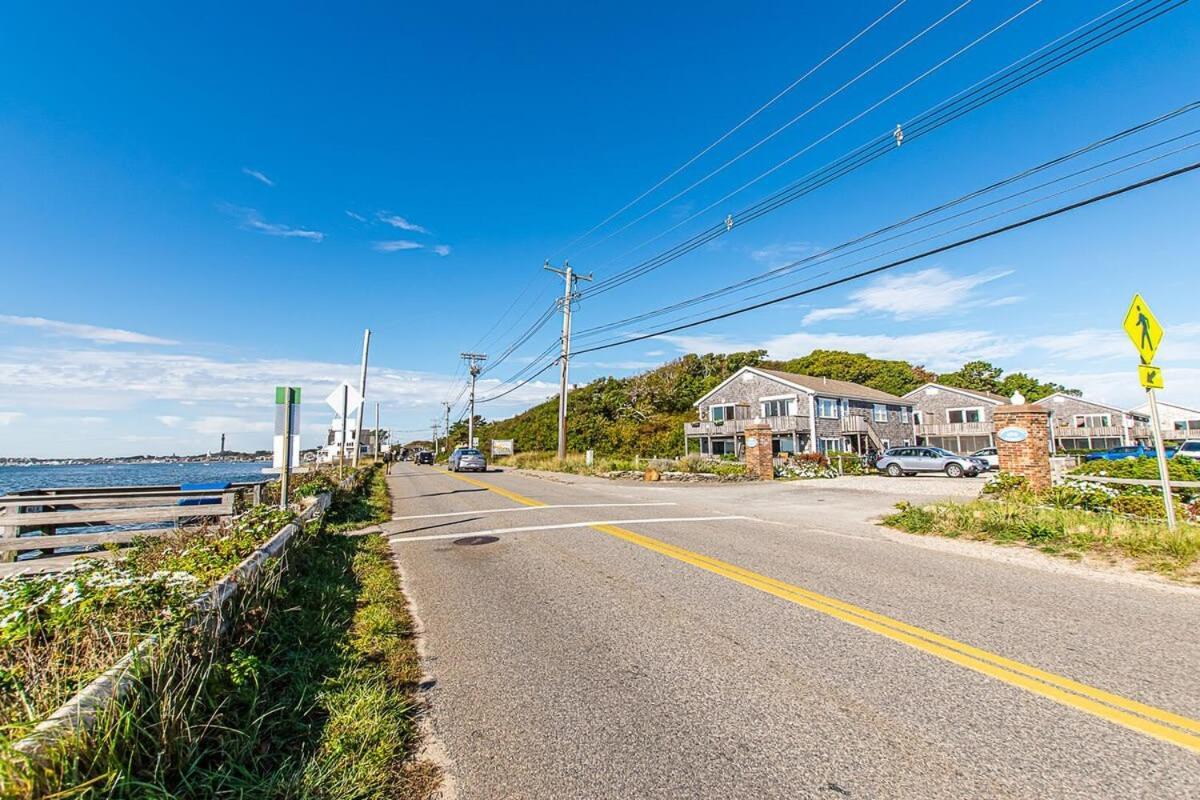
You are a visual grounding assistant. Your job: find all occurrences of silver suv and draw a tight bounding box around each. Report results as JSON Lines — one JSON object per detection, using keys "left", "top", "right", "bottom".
{"left": 1175, "top": 441, "right": 1200, "bottom": 460}
{"left": 449, "top": 447, "right": 487, "bottom": 472}
{"left": 875, "top": 447, "right": 986, "bottom": 478}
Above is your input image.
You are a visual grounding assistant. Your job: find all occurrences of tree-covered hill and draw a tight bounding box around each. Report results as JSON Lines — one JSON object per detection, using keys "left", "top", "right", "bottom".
{"left": 456, "top": 350, "right": 1076, "bottom": 458}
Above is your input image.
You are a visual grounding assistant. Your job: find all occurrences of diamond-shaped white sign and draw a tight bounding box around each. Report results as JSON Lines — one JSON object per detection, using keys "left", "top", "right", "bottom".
{"left": 325, "top": 382, "right": 364, "bottom": 415}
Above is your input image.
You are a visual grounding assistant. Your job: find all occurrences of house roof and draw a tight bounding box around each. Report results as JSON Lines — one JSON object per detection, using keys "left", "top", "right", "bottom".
{"left": 1131, "top": 400, "right": 1200, "bottom": 416}
{"left": 902, "top": 382, "right": 1007, "bottom": 404}
{"left": 1033, "top": 392, "right": 1141, "bottom": 417}
{"left": 692, "top": 366, "right": 910, "bottom": 407}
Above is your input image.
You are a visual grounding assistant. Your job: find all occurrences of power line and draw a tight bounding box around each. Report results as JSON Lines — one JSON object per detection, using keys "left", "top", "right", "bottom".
{"left": 574, "top": 0, "right": 985, "bottom": 259}
{"left": 580, "top": 0, "right": 1180, "bottom": 300}
{"left": 552, "top": 0, "right": 910, "bottom": 258}
{"left": 569, "top": 160, "right": 1200, "bottom": 356}
{"left": 572, "top": 101, "right": 1200, "bottom": 340}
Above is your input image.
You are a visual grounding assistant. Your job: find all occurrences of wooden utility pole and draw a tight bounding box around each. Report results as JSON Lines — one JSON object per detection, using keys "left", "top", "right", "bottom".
{"left": 460, "top": 352, "right": 487, "bottom": 450}
{"left": 545, "top": 260, "right": 591, "bottom": 460}
{"left": 353, "top": 329, "right": 371, "bottom": 468}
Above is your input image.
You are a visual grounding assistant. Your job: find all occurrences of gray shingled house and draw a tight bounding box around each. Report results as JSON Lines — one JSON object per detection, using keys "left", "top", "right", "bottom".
{"left": 903, "top": 382, "right": 1008, "bottom": 454}
{"left": 684, "top": 367, "right": 916, "bottom": 458}
{"left": 1034, "top": 392, "right": 1151, "bottom": 451}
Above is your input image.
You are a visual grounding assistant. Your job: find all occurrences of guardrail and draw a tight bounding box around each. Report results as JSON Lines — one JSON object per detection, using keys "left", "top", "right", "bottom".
{"left": 11, "top": 490, "right": 332, "bottom": 764}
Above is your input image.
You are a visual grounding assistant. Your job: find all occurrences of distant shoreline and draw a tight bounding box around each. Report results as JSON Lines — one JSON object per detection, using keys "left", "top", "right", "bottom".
{"left": 0, "top": 455, "right": 271, "bottom": 467}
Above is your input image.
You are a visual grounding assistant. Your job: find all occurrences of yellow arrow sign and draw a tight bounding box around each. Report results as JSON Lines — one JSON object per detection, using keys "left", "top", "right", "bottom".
{"left": 1123, "top": 293, "right": 1163, "bottom": 364}
{"left": 1139, "top": 364, "right": 1165, "bottom": 390}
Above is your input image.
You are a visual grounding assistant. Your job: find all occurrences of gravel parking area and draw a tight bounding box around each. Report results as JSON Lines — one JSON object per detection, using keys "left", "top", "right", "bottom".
{"left": 805, "top": 473, "right": 989, "bottom": 499}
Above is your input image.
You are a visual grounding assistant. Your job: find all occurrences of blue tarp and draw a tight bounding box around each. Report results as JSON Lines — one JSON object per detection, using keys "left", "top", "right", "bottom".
{"left": 178, "top": 481, "right": 231, "bottom": 506}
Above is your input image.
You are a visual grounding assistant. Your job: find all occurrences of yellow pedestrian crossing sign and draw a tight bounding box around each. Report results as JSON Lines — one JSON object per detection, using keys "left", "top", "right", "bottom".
{"left": 1123, "top": 293, "right": 1163, "bottom": 364}
{"left": 1138, "top": 364, "right": 1165, "bottom": 390}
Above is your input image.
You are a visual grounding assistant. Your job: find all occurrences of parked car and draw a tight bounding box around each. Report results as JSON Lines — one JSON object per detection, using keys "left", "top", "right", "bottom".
{"left": 875, "top": 447, "right": 987, "bottom": 478}
{"left": 1083, "top": 444, "right": 1176, "bottom": 461}
{"left": 1174, "top": 441, "right": 1200, "bottom": 460}
{"left": 970, "top": 447, "right": 999, "bottom": 470}
{"left": 449, "top": 447, "right": 487, "bottom": 472}
{"left": 414, "top": 451, "right": 434, "bottom": 465}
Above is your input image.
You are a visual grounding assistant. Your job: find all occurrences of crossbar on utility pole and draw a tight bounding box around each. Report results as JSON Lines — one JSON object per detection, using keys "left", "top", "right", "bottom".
{"left": 460, "top": 353, "right": 487, "bottom": 450}
{"left": 545, "top": 260, "right": 591, "bottom": 461}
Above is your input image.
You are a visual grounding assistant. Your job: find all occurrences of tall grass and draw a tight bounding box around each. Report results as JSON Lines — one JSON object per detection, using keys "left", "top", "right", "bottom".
{"left": 885, "top": 499, "right": 1200, "bottom": 581}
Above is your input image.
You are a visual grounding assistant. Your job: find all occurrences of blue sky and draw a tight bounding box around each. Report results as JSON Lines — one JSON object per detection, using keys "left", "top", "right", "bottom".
{"left": 2, "top": 1, "right": 1199, "bottom": 457}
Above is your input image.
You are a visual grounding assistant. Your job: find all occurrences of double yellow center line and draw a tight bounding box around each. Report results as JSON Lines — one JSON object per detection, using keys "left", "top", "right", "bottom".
{"left": 435, "top": 469, "right": 1200, "bottom": 753}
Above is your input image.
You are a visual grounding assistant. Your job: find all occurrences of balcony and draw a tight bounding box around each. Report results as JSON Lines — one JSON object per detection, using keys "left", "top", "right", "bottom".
{"left": 685, "top": 416, "right": 807, "bottom": 437}
{"left": 914, "top": 421, "right": 992, "bottom": 437}
{"left": 1051, "top": 425, "right": 1139, "bottom": 440}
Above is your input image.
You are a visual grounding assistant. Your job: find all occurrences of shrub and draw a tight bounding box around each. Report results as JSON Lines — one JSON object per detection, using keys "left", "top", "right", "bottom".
{"left": 775, "top": 460, "right": 837, "bottom": 480}
{"left": 825, "top": 450, "right": 867, "bottom": 475}
{"left": 1042, "top": 481, "right": 1115, "bottom": 512}
{"left": 982, "top": 472, "right": 1029, "bottom": 497}
{"left": 1112, "top": 494, "right": 1184, "bottom": 520}
{"left": 883, "top": 502, "right": 936, "bottom": 533}
{"left": 1071, "top": 456, "right": 1200, "bottom": 483}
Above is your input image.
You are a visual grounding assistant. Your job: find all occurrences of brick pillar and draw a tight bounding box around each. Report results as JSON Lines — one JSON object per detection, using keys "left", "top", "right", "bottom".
{"left": 993, "top": 404, "right": 1052, "bottom": 491}
{"left": 744, "top": 422, "right": 774, "bottom": 481}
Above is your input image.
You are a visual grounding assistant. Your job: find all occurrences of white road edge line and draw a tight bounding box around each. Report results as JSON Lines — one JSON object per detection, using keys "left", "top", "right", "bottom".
{"left": 392, "top": 502, "right": 677, "bottom": 521}
{"left": 388, "top": 516, "right": 754, "bottom": 543}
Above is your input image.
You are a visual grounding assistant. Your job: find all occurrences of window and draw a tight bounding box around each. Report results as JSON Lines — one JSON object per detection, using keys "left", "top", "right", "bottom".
{"left": 772, "top": 435, "right": 796, "bottom": 454}
{"left": 881, "top": 439, "right": 890, "bottom": 450}
{"left": 817, "top": 437, "right": 842, "bottom": 453}
{"left": 761, "top": 398, "right": 793, "bottom": 417}
{"left": 1175, "top": 420, "right": 1200, "bottom": 431}
{"left": 947, "top": 407, "right": 984, "bottom": 424}
{"left": 873, "top": 404, "right": 888, "bottom": 423}
{"left": 1073, "top": 414, "right": 1112, "bottom": 428}
{"left": 711, "top": 438, "right": 736, "bottom": 456}
{"left": 912, "top": 410, "right": 923, "bottom": 425}
{"left": 817, "top": 398, "right": 839, "bottom": 418}
{"left": 710, "top": 404, "right": 736, "bottom": 422}
{"left": 900, "top": 407, "right": 911, "bottom": 424}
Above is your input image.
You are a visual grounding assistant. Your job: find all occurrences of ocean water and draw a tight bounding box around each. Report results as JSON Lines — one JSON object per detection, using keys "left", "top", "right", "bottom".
{"left": 0, "top": 461, "right": 272, "bottom": 495}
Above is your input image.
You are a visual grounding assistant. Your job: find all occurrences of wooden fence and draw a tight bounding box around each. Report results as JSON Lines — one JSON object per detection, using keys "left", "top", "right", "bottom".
{"left": 0, "top": 482, "right": 266, "bottom": 564}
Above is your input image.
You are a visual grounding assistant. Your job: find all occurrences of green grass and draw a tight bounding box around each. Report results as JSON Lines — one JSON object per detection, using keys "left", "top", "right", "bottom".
{"left": 1, "top": 466, "right": 428, "bottom": 799}
{"left": 884, "top": 499, "right": 1200, "bottom": 581}
{"left": 494, "top": 450, "right": 747, "bottom": 478}
{"left": 323, "top": 464, "right": 393, "bottom": 533}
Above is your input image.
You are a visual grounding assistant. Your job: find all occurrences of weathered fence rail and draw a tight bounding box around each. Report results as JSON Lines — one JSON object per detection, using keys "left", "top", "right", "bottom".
{"left": 1069, "top": 474, "right": 1200, "bottom": 489}
{"left": 10, "top": 489, "right": 333, "bottom": 763}
{"left": 0, "top": 481, "right": 267, "bottom": 564}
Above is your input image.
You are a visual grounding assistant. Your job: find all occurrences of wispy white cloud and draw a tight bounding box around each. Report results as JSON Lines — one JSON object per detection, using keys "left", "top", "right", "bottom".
{"left": 750, "top": 241, "right": 818, "bottom": 268}
{"left": 802, "top": 267, "right": 1013, "bottom": 325}
{"left": 345, "top": 210, "right": 367, "bottom": 222}
{"left": 0, "top": 314, "right": 178, "bottom": 345}
{"left": 0, "top": 411, "right": 23, "bottom": 426}
{"left": 432, "top": 244, "right": 451, "bottom": 257}
{"left": 644, "top": 350, "right": 665, "bottom": 357}
{"left": 373, "top": 240, "right": 424, "bottom": 253}
{"left": 377, "top": 213, "right": 429, "bottom": 234}
{"left": 241, "top": 167, "right": 275, "bottom": 187}
{"left": 225, "top": 205, "right": 324, "bottom": 241}
{"left": 155, "top": 415, "right": 184, "bottom": 428}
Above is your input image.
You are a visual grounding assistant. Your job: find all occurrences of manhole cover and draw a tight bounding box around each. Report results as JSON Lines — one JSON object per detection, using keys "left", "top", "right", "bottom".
{"left": 453, "top": 535, "right": 499, "bottom": 546}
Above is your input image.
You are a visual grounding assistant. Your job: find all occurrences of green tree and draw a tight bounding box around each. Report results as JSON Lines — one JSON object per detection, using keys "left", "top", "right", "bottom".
{"left": 938, "top": 360, "right": 1004, "bottom": 394}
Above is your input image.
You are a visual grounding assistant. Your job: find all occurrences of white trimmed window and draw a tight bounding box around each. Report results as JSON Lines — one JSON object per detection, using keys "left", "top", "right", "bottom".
{"left": 761, "top": 398, "right": 793, "bottom": 417}
{"left": 913, "top": 410, "right": 923, "bottom": 425}
{"left": 900, "top": 407, "right": 911, "bottom": 424}
{"left": 947, "top": 407, "right": 984, "bottom": 424}
{"left": 872, "top": 404, "right": 888, "bottom": 423}
{"left": 1074, "top": 413, "right": 1111, "bottom": 428}
{"left": 710, "top": 404, "right": 736, "bottom": 422}
{"left": 817, "top": 398, "right": 839, "bottom": 418}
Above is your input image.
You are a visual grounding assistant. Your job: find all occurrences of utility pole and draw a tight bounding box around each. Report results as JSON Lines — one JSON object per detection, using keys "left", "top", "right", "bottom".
{"left": 431, "top": 420, "right": 440, "bottom": 454}
{"left": 545, "top": 260, "right": 592, "bottom": 460}
{"left": 353, "top": 329, "right": 371, "bottom": 468}
{"left": 460, "top": 352, "right": 487, "bottom": 450}
{"left": 442, "top": 402, "right": 451, "bottom": 455}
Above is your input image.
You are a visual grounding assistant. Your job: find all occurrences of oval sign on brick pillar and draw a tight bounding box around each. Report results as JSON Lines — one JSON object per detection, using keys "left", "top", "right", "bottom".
{"left": 997, "top": 426, "right": 1028, "bottom": 443}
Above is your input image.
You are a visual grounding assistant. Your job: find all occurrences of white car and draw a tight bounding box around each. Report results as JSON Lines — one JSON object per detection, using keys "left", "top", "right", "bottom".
{"left": 1175, "top": 441, "right": 1200, "bottom": 460}
{"left": 970, "top": 447, "right": 1000, "bottom": 470}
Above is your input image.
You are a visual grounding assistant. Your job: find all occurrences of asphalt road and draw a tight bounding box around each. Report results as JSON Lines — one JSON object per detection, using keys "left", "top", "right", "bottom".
{"left": 379, "top": 462, "right": 1200, "bottom": 799}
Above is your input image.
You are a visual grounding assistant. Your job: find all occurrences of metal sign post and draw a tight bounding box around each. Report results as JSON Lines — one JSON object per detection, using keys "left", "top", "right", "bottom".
{"left": 274, "top": 386, "right": 301, "bottom": 509}
{"left": 1123, "top": 294, "right": 1174, "bottom": 530}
